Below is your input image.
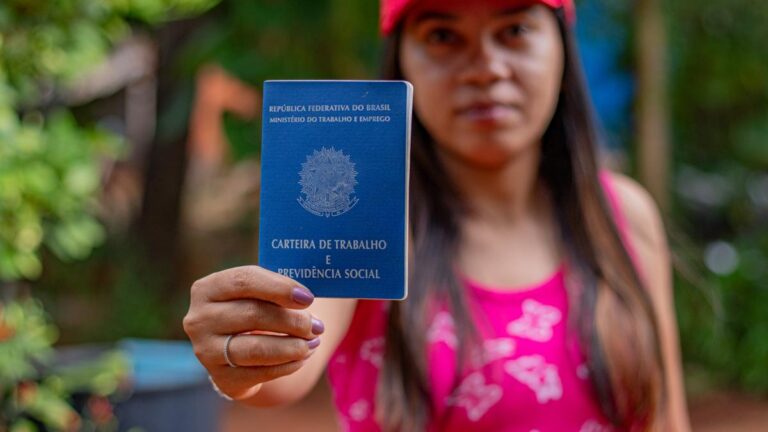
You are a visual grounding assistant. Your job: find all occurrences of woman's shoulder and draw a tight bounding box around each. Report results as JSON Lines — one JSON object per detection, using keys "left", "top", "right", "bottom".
{"left": 599, "top": 170, "right": 672, "bottom": 306}
{"left": 599, "top": 170, "right": 666, "bottom": 253}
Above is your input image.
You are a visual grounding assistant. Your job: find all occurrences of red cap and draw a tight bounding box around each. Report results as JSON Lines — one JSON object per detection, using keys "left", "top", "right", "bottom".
{"left": 380, "top": 0, "right": 576, "bottom": 36}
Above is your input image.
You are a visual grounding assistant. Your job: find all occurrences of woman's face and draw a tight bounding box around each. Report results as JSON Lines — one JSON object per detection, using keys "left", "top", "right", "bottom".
{"left": 400, "top": 0, "right": 565, "bottom": 169}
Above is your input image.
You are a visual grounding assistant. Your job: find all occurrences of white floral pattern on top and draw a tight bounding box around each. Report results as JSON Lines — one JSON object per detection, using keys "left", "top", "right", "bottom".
{"left": 472, "top": 338, "right": 517, "bottom": 367}
{"left": 348, "top": 399, "right": 371, "bottom": 422}
{"left": 506, "top": 300, "right": 562, "bottom": 342}
{"left": 359, "top": 337, "right": 385, "bottom": 368}
{"left": 580, "top": 419, "right": 614, "bottom": 432}
{"left": 504, "top": 355, "right": 563, "bottom": 403}
{"left": 427, "top": 311, "right": 458, "bottom": 349}
{"left": 446, "top": 372, "right": 503, "bottom": 422}
{"left": 576, "top": 363, "right": 590, "bottom": 380}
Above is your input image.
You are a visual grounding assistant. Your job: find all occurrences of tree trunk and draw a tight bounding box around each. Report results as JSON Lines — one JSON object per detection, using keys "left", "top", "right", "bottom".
{"left": 135, "top": 18, "right": 204, "bottom": 297}
{"left": 635, "top": 0, "right": 671, "bottom": 209}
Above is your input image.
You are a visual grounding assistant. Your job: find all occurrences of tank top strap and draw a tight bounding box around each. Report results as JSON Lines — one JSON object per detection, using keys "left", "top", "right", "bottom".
{"left": 597, "top": 170, "right": 645, "bottom": 279}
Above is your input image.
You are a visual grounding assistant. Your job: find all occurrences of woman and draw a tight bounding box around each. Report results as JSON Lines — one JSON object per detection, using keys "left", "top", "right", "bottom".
{"left": 183, "top": 0, "right": 690, "bottom": 430}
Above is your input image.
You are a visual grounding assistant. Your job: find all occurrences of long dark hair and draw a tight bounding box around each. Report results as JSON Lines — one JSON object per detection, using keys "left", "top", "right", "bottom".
{"left": 376, "top": 8, "right": 665, "bottom": 431}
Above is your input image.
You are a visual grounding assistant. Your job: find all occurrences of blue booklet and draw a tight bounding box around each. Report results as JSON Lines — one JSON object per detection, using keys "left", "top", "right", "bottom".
{"left": 258, "top": 80, "right": 412, "bottom": 300}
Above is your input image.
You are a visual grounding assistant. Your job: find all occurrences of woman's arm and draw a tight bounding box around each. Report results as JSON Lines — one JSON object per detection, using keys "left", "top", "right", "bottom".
{"left": 608, "top": 172, "right": 691, "bottom": 431}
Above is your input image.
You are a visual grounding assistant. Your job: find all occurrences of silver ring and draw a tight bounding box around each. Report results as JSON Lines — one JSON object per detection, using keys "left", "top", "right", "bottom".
{"left": 224, "top": 334, "right": 238, "bottom": 368}
{"left": 208, "top": 375, "right": 234, "bottom": 401}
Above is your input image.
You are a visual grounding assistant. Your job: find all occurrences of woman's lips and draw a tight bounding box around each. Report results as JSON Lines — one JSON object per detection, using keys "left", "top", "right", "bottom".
{"left": 456, "top": 102, "right": 520, "bottom": 124}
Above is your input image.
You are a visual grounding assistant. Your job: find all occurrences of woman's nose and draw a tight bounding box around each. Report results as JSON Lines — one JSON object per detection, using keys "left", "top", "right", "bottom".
{"left": 457, "top": 37, "right": 513, "bottom": 86}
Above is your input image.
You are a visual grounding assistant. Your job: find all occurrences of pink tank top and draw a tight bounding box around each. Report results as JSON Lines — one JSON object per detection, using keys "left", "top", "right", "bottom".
{"left": 327, "top": 172, "right": 637, "bottom": 432}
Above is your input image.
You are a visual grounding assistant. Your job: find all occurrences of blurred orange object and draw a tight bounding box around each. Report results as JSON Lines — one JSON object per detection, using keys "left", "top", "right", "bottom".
{"left": 189, "top": 64, "right": 261, "bottom": 170}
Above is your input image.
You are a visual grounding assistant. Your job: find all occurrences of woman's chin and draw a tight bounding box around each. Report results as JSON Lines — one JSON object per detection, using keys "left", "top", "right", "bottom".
{"left": 437, "top": 140, "right": 538, "bottom": 171}
{"left": 462, "top": 133, "right": 537, "bottom": 158}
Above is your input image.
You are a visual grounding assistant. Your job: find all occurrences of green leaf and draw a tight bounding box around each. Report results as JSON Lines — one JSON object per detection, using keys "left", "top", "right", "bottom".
{"left": 64, "top": 163, "right": 100, "bottom": 196}
{"left": 10, "top": 418, "right": 37, "bottom": 432}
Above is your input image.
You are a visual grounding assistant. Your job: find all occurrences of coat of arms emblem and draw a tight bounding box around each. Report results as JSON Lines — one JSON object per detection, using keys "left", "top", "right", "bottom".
{"left": 298, "top": 147, "right": 359, "bottom": 217}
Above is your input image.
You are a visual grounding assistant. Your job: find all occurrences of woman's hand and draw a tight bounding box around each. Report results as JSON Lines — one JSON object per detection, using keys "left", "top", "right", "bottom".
{"left": 183, "top": 265, "right": 325, "bottom": 401}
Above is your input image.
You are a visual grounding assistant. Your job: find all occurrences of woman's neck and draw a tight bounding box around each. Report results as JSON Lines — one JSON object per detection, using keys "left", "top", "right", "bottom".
{"left": 440, "top": 144, "right": 562, "bottom": 288}
{"left": 439, "top": 145, "right": 546, "bottom": 224}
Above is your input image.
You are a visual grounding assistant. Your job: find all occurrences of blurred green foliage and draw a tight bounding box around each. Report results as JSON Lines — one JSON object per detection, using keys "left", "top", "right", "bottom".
{"left": 667, "top": 0, "right": 768, "bottom": 393}
{"left": 0, "top": 0, "right": 220, "bottom": 430}
{"left": 0, "top": 0, "right": 224, "bottom": 281}
{"left": 0, "top": 0, "right": 131, "bottom": 282}
{"left": 0, "top": 110, "right": 120, "bottom": 281}
{"left": 0, "top": 0, "right": 220, "bottom": 104}
{"left": 1, "top": 300, "right": 128, "bottom": 431}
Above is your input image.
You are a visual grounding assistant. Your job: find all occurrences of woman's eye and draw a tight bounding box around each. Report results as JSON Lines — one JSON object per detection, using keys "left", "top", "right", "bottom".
{"left": 500, "top": 23, "right": 529, "bottom": 40}
{"left": 425, "top": 28, "right": 460, "bottom": 45}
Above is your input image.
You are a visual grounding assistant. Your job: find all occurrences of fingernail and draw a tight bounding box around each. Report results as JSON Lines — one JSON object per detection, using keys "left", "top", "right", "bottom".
{"left": 311, "top": 317, "right": 325, "bottom": 335}
{"left": 292, "top": 287, "right": 314, "bottom": 305}
{"left": 307, "top": 337, "right": 321, "bottom": 349}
